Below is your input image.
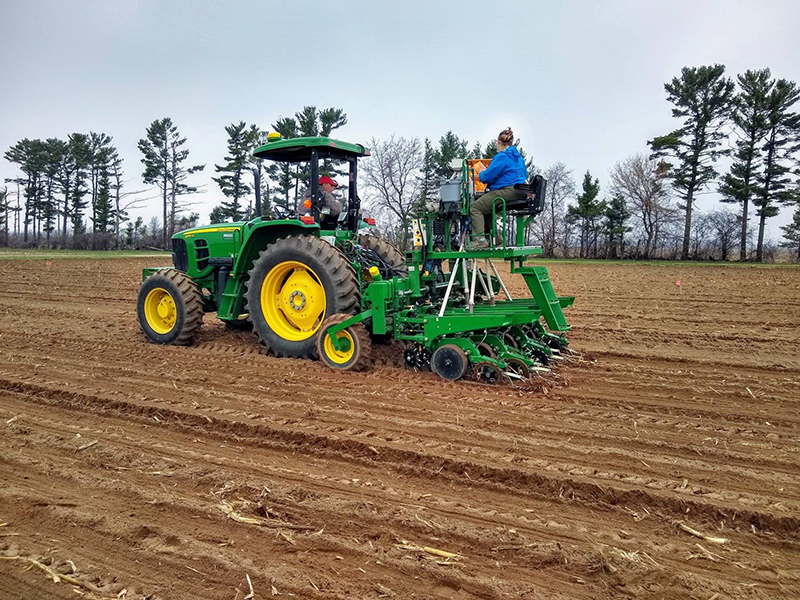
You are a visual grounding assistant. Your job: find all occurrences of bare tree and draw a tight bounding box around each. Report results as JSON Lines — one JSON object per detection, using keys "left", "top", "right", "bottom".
{"left": 532, "top": 162, "right": 574, "bottom": 257}
{"left": 361, "top": 136, "right": 423, "bottom": 249}
{"left": 690, "top": 210, "right": 713, "bottom": 259}
{"left": 706, "top": 208, "right": 740, "bottom": 260}
{"left": 610, "top": 154, "right": 673, "bottom": 259}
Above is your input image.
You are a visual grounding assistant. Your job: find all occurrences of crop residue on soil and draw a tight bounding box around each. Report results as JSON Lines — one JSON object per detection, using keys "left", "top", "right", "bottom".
{"left": 0, "top": 258, "right": 798, "bottom": 599}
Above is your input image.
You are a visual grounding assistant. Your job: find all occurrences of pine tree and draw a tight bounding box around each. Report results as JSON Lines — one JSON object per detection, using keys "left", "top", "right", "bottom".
{"left": 567, "top": 171, "right": 605, "bottom": 258}
{"left": 41, "top": 138, "right": 63, "bottom": 243}
{"left": 50, "top": 138, "right": 74, "bottom": 240}
{"left": 293, "top": 106, "right": 321, "bottom": 196}
{"left": 175, "top": 212, "right": 200, "bottom": 231}
{"left": 294, "top": 106, "right": 348, "bottom": 192}
{"left": 295, "top": 106, "right": 319, "bottom": 137}
{"left": 650, "top": 65, "right": 735, "bottom": 259}
{"left": 69, "top": 133, "right": 91, "bottom": 237}
{"left": 107, "top": 149, "right": 125, "bottom": 239}
{"left": 92, "top": 167, "right": 113, "bottom": 235}
{"left": 469, "top": 141, "right": 483, "bottom": 159}
{"left": 246, "top": 125, "right": 270, "bottom": 217}
{"left": 781, "top": 204, "right": 800, "bottom": 260}
{"left": 604, "top": 194, "right": 630, "bottom": 258}
{"left": 418, "top": 138, "right": 439, "bottom": 210}
{"left": 138, "top": 118, "right": 204, "bottom": 247}
{"left": 266, "top": 107, "right": 348, "bottom": 213}
{"left": 719, "top": 69, "right": 773, "bottom": 260}
{"left": 318, "top": 108, "right": 347, "bottom": 136}
{"left": 208, "top": 205, "right": 228, "bottom": 223}
{"left": 433, "top": 131, "right": 469, "bottom": 177}
{"left": 270, "top": 116, "right": 298, "bottom": 214}
{"left": 5, "top": 138, "right": 48, "bottom": 242}
{"left": 212, "top": 121, "right": 253, "bottom": 221}
{"left": 88, "top": 132, "right": 114, "bottom": 234}
{"left": 124, "top": 221, "right": 135, "bottom": 246}
{"left": 753, "top": 79, "right": 800, "bottom": 261}
{"left": 318, "top": 108, "right": 349, "bottom": 186}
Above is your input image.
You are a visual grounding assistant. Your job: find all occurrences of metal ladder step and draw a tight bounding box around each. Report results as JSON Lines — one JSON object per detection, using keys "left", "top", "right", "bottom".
{"left": 517, "top": 266, "right": 570, "bottom": 332}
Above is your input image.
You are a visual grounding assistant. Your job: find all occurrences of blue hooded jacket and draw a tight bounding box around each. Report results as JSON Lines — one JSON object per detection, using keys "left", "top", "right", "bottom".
{"left": 479, "top": 146, "right": 528, "bottom": 190}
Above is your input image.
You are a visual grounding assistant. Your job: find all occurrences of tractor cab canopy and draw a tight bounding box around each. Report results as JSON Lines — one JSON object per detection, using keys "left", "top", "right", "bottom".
{"left": 253, "top": 136, "right": 370, "bottom": 231}
{"left": 253, "top": 136, "right": 369, "bottom": 162}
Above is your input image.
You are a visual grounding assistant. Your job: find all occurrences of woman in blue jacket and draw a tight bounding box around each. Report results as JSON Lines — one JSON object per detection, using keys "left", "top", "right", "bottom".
{"left": 471, "top": 128, "right": 528, "bottom": 248}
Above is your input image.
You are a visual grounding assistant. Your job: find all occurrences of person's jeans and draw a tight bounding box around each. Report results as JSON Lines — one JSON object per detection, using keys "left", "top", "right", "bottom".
{"left": 470, "top": 186, "right": 526, "bottom": 238}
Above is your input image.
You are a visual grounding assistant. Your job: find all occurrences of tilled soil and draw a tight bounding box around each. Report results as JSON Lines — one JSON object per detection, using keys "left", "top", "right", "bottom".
{"left": 0, "top": 257, "right": 798, "bottom": 599}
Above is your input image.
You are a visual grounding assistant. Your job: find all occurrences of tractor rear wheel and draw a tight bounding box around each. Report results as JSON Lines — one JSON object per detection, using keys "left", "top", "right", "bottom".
{"left": 358, "top": 232, "right": 407, "bottom": 276}
{"left": 137, "top": 268, "right": 203, "bottom": 345}
{"left": 317, "top": 314, "right": 371, "bottom": 371}
{"left": 245, "top": 236, "right": 359, "bottom": 359}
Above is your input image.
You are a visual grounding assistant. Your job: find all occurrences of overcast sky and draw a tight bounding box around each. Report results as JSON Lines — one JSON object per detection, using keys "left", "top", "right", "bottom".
{"left": 2, "top": 0, "right": 799, "bottom": 238}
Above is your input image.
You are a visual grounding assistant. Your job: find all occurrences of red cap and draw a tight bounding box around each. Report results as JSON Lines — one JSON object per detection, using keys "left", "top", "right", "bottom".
{"left": 319, "top": 176, "right": 338, "bottom": 187}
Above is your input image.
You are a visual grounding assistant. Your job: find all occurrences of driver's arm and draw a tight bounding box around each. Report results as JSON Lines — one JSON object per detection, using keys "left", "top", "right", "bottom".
{"left": 324, "top": 192, "right": 342, "bottom": 215}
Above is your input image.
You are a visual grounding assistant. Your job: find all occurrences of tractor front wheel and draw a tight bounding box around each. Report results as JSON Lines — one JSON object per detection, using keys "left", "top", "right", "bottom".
{"left": 245, "top": 236, "right": 359, "bottom": 358}
{"left": 137, "top": 268, "right": 203, "bottom": 345}
{"left": 316, "top": 314, "right": 371, "bottom": 371}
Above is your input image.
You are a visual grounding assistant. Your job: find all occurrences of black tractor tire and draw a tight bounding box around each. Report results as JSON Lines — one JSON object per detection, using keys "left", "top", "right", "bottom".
{"left": 316, "top": 313, "right": 372, "bottom": 371}
{"left": 137, "top": 268, "right": 203, "bottom": 345}
{"left": 245, "top": 235, "right": 359, "bottom": 359}
{"left": 358, "top": 232, "right": 408, "bottom": 276}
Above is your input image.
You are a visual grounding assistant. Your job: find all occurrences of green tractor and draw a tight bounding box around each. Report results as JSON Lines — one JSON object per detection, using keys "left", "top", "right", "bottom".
{"left": 136, "top": 135, "right": 574, "bottom": 383}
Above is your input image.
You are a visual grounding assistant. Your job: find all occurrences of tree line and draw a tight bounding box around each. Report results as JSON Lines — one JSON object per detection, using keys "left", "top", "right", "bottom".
{"left": 1, "top": 121, "right": 208, "bottom": 250}
{"left": 2, "top": 68, "right": 799, "bottom": 260}
{"left": 651, "top": 66, "right": 800, "bottom": 262}
{"left": 364, "top": 64, "right": 800, "bottom": 261}
{"left": 2, "top": 133, "right": 128, "bottom": 248}
{"left": 0, "top": 106, "right": 351, "bottom": 249}
{"left": 207, "top": 106, "right": 349, "bottom": 224}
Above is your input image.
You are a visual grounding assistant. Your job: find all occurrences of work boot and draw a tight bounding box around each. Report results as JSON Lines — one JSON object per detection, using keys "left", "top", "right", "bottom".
{"left": 472, "top": 238, "right": 489, "bottom": 249}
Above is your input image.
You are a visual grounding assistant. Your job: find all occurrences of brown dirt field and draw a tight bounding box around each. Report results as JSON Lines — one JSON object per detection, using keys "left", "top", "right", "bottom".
{"left": 0, "top": 257, "right": 799, "bottom": 599}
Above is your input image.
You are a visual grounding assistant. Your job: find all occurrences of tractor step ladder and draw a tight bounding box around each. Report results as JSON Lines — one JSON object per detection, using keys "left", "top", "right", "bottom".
{"left": 516, "top": 266, "right": 570, "bottom": 332}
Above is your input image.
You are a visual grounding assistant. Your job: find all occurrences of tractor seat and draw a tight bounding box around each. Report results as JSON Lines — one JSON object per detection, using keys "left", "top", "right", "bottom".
{"left": 508, "top": 174, "right": 546, "bottom": 215}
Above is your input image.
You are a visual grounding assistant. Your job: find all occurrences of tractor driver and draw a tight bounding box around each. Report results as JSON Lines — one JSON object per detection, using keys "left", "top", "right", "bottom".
{"left": 297, "top": 175, "right": 342, "bottom": 218}
{"left": 470, "top": 127, "right": 528, "bottom": 249}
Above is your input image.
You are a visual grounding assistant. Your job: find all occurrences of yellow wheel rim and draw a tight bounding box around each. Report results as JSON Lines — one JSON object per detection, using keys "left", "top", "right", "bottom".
{"left": 144, "top": 287, "right": 177, "bottom": 334}
{"left": 322, "top": 329, "right": 355, "bottom": 364}
{"left": 261, "top": 260, "right": 326, "bottom": 341}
